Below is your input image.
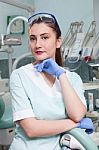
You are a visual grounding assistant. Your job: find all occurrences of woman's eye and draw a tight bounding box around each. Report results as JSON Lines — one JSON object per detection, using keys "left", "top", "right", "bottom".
{"left": 42, "top": 36, "right": 49, "bottom": 40}
{"left": 30, "top": 37, "right": 36, "bottom": 41}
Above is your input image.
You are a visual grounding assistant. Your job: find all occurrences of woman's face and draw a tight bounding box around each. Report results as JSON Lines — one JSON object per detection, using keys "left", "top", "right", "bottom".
{"left": 29, "top": 23, "right": 61, "bottom": 62}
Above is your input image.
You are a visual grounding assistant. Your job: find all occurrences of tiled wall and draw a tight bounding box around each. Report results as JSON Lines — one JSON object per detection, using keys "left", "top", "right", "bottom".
{"left": 0, "top": 57, "right": 99, "bottom": 111}
{"left": 0, "top": 57, "right": 35, "bottom": 78}
{"left": 0, "top": 58, "right": 98, "bottom": 81}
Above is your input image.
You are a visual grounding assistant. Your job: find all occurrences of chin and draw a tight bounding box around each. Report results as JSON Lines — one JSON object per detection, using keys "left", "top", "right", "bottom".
{"left": 36, "top": 56, "right": 49, "bottom": 61}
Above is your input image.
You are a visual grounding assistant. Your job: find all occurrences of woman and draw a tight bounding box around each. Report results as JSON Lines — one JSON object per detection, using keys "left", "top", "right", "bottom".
{"left": 9, "top": 13, "right": 87, "bottom": 150}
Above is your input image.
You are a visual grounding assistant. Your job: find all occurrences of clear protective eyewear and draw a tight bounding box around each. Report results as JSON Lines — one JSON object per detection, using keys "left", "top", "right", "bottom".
{"left": 28, "top": 12, "right": 57, "bottom": 25}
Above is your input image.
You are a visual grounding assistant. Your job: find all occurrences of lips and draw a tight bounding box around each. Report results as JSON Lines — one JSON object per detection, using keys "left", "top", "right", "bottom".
{"left": 35, "top": 51, "right": 44, "bottom": 55}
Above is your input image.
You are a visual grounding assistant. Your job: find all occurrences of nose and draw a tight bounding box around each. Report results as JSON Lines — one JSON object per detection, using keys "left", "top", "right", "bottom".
{"left": 35, "top": 38, "right": 42, "bottom": 49}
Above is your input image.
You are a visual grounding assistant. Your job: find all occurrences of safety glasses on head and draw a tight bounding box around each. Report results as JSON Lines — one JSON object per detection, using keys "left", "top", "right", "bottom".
{"left": 28, "top": 12, "right": 57, "bottom": 26}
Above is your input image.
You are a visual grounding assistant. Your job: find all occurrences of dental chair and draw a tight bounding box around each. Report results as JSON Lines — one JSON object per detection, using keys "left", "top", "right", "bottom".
{"left": 0, "top": 94, "right": 15, "bottom": 149}
{"left": 0, "top": 96, "right": 98, "bottom": 150}
{"left": 60, "top": 128, "right": 99, "bottom": 150}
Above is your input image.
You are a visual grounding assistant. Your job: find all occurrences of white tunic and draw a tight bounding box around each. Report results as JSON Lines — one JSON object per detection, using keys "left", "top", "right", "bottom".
{"left": 9, "top": 63, "right": 86, "bottom": 150}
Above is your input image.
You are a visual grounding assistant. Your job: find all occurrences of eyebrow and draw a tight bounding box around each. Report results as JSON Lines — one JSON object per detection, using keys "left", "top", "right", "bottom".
{"left": 30, "top": 33, "right": 49, "bottom": 37}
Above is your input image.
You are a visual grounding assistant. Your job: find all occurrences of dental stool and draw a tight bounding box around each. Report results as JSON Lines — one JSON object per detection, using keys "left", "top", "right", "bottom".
{"left": 60, "top": 128, "right": 99, "bottom": 150}
{"left": 0, "top": 94, "right": 15, "bottom": 148}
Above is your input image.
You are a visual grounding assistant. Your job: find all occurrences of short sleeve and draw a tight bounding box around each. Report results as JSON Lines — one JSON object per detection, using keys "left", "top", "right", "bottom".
{"left": 68, "top": 71, "right": 87, "bottom": 107}
{"left": 10, "top": 69, "right": 35, "bottom": 122}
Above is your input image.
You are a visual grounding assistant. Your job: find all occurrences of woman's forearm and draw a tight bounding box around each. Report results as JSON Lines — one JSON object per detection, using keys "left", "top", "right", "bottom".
{"left": 18, "top": 118, "right": 78, "bottom": 138}
{"left": 59, "top": 73, "right": 87, "bottom": 122}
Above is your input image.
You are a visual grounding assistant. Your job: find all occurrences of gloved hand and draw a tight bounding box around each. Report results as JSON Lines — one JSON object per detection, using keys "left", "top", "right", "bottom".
{"left": 34, "top": 58, "right": 65, "bottom": 79}
{"left": 77, "top": 118, "right": 94, "bottom": 134}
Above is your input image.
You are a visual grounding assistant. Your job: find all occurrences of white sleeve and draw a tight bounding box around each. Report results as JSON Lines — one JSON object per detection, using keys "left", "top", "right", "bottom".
{"left": 10, "top": 69, "right": 35, "bottom": 122}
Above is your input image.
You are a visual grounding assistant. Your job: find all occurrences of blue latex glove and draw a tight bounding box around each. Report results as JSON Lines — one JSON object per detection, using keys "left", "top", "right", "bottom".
{"left": 77, "top": 118, "right": 94, "bottom": 134}
{"left": 34, "top": 58, "right": 65, "bottom": 79}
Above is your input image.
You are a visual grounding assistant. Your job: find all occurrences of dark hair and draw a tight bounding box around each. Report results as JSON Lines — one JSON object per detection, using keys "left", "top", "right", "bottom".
{"left": 29, "top": 16, "right": 63, "bottom": 66}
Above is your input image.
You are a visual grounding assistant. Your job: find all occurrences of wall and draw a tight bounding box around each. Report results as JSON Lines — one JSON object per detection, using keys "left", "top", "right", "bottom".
{"left": 93, "top": 0, "right": 99, "bottom": 33}
{"left": 33, "top": 0, "right": 94, "bottom": 82}
{"left": 0, "top": 0, "right": 94, "bottom": 59}
{"left": 0, "top": 0, "right": 34, "bottom": 59}
{"left": 0, "top": 0, "right": 94, "bottom": 79}
{"left": 34, "top": 0, "right": 94, "bottom": 38}
{"left": 0, "top": 0, "right": 34, "bottom": 77}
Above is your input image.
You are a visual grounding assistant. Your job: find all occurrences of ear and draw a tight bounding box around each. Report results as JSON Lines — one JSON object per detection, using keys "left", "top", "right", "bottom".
{"left": 56, "top": 37, "right": 62, "bottom": 48}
